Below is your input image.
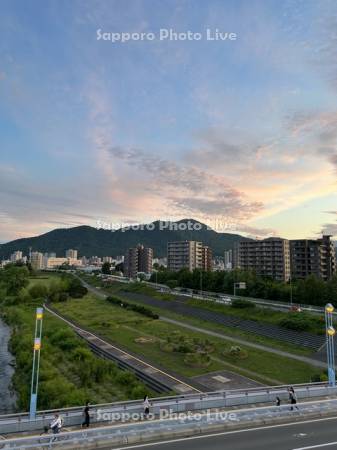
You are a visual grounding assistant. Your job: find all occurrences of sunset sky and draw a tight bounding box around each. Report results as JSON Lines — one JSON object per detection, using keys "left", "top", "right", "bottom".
{"left": 1, "top": 0, "right": 337, "bottom": 242}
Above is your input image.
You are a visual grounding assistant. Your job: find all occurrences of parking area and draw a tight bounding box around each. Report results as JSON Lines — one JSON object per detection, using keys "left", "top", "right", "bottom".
{"left": 192, "top": 369, "right": 263, "bottom": 391}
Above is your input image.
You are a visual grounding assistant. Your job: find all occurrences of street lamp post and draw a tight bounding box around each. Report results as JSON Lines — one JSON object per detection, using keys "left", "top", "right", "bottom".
{"left": 325, "top": 303, "right": 335, "bottom": 387}
{"left": 29, "top": 307, "right": 44, "bottom": 420}
{"left": 289, "top": 273, "right": 293, "bottom": 307}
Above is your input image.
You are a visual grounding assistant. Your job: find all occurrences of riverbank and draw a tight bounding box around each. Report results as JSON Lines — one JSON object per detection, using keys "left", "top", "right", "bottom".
{"left": 0, "top": 318, "right": 17, "bottom": 413}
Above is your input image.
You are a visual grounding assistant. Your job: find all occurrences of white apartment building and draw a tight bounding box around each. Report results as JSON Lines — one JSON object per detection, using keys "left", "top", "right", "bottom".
{"left": 31, "top": 252, "right": 44, "bottom": 270}
{"left": 65, "top": 249, "right": 78, "bottom": 259}
{"left": 167, "top": 241, "right": 203, "bottom": 272}
{"left": 10, "top": 251, "right": 23, "bottom": 262}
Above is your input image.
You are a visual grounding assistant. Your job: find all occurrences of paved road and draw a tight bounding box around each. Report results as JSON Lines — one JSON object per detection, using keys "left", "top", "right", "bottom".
{"left": 113, "top": 417, "right": 337, "bottom": 450}
{"left": 79, "top": 278, "right": 327, "bottom": 370}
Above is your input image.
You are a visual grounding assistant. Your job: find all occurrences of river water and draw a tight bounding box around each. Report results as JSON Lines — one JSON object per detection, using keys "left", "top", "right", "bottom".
{"left": 0, "top": 319, "right": 17, "bottom": 413}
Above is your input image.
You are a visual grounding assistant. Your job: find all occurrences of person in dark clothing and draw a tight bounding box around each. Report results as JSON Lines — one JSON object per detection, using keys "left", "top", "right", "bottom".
{"left": 288, "top": 388, "right": 299, "bottom": 410}
{"left": 275, "top": 396, "right": 281, "bottom": 406}
{"left": 143, "top": 395, "right": 150, "bottom": 418}
{"left": 82, "top": 402, "right": 90, "bottom": 428}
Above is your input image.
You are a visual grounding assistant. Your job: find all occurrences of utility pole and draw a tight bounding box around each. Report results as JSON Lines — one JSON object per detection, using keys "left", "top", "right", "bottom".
{"left": 29, "top": 307, "right": 43, "bottom": 420}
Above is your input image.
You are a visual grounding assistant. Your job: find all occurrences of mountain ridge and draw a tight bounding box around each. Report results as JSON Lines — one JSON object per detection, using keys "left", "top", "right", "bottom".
{"left": 0, "top": 219, "right": 248, "bottom": 258}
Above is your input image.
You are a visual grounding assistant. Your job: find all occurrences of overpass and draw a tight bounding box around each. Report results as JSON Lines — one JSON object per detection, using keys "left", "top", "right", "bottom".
{"left": 0, "top": 382, "right": 336, "bottom": 434}
{"left": 2, "top": 396, "right": 337, "bottom": 449}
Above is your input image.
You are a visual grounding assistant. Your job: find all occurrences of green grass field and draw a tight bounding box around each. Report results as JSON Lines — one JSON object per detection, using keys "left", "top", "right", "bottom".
{"left": 53, "top": 292, "right": 323, "bottom": 385}
{"left": 81, "top": 275, "right": 315, "bottom": 356}
{"left": 1, "top": 273, "right": 152, "bottom": 411}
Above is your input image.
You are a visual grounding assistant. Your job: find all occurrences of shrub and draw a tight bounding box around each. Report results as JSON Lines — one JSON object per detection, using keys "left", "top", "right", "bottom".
{"left": 231, "top": 299, "right": 255, "bottom": 309}
{"left": 29, "top": 284, "right": 48, "bottom": 299}
{"left": 48, "top": 328, "right": 79, "bottom": 351}
{"left": 106, "top": 296, "right": 159, "bottom": 319}
{"left": 184, "top": 353, "right": 211, "bottom": 368}
{"left": 279, "top": 313, "right": 312, "bottom": 331}
{"left": 225, "top": 345, "right": 249, "bottom": 360}
{"left": 311, "top": 372, "right": 328, "bottom": 382}
{"left": 166, "top": 280, "right": 178, "bottom": 289}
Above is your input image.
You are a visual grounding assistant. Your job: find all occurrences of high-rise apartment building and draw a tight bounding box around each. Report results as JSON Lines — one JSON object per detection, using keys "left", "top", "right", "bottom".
{"left": 290, "top": 235, "right": 336, "bottom": 281}
{"left": 290, "top": 239, "right": 322, "bottom": 280}
{"left": 66, "top": 249, "right": 78, "bottom": 259}
{"left": 167, "top": 241, "right": 203, "bottom": 272}
{"left": 202, "top": 245, "right": 213, "bottom": 271}
{"left": 224, "top": 249, "right": 233, "bottom": 270}
{"left": 237, "top": 238, "right": 291, "bottom": 282}
{"left": 124, "top": 244, "right": 153, "bottom": 278}
{"left": 319, "top": 235, "right": 336, "bottom": 280}
{"left": 31, "top": 252, "right": 44, "bottom": 271}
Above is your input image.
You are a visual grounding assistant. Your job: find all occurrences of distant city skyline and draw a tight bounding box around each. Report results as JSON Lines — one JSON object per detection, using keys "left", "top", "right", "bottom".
{"left": 1, "top": 0, "right": 337, "bottom": 242}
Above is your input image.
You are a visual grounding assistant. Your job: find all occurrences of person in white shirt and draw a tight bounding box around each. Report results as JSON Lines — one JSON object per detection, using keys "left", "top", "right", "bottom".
{"left": 50, "top": 414, "right": 62, "bottom": 434}
{"left": 143, "top": 395, "right": 150, "bottom": 418}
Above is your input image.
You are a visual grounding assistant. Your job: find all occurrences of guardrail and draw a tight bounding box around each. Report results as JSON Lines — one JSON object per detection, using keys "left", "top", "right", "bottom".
{"left": 2, "top": 397, "right": 337, "bottom": 449}
{"left": 0, "top": 382, "right": 335, "bottom": 434}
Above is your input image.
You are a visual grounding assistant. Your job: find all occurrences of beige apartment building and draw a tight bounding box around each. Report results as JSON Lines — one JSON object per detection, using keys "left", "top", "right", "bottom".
{"left": 167, "top": 241, "right": 213, "bottom": 272}
{"left": 202, "top": 245, "right": 213, "bottom": 271}
{"left": 44, "top": 257, "right": 82, "bottom": 269}
{"left": 237, "top": 238, "right": 291, "bottom": 282}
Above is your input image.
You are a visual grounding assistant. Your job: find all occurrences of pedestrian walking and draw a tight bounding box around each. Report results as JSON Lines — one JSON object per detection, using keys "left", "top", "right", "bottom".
{"left": 288, "top": 387, "right": 299, "bottom": 411}
{"left": 82, "top": 402, "right": 90, "bottom": 428}
{"left": 143, "top": 395, "right": 150, "bottom": 418}
{"left": 275, "top": 396, "right": 281, "bottom": 406}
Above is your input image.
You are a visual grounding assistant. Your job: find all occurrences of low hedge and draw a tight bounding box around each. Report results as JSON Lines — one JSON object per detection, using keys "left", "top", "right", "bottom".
{"left": 106, "top": 296, "right": 159, "bottom": 319}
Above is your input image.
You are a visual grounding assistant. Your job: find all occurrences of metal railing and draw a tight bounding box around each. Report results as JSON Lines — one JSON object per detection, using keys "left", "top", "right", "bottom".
{"left": 2, "top": 397, "right": 337, "bottom": 449}
{"left": 0, "top": 382, "right": 334, "bottom": 434}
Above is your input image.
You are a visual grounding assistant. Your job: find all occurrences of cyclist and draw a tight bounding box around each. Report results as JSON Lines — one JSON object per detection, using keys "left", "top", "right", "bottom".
{"left": 50, "top": 413, "right": 63, "bottom": 434}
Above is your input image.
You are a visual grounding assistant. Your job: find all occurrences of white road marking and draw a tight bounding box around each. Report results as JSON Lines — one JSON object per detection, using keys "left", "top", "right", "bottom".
{"left": 293, "top": 442, "right": 337, "bottom": 449}
{"left": 110, "top": 416, "right": 337, "bottom": 450}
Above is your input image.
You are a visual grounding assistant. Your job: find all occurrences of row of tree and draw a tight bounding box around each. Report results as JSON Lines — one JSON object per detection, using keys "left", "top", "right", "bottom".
{"left": 150, "top": 268, "right": 337, "bottom": 306}
{"left": 0, "top": 264, "right": 87, "bottom": 304}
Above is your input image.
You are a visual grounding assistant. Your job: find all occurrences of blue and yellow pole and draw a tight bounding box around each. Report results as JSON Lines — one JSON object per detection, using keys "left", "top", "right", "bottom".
{"left": 29, "top": 307, "right": 43, "bottom": 419}
{"left": 325, "top": 303, "right": 335, "bottom": 387}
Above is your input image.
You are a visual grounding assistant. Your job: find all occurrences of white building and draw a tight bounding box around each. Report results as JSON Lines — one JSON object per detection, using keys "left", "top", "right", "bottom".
{"left": 102, "top": 256, "right": 113, "bottom": 263}
{"left": 66, "top": 249, "right": 78, "bottom": 259}
{"left": 44, "top": 257, "right": 82, "bottom": 269}
{"left": 224, "top": 249, "right": 233, "bottom": 271}
{"left": 31, "top": 252, "right": 44, "bottom": 270}
{"left": 10, "top": 251, "right": 23, "bottom": 262}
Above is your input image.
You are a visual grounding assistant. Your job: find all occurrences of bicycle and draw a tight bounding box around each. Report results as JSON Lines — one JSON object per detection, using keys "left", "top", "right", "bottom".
{"left": 39, "top": 426, "right": 71, "bottom": 449}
